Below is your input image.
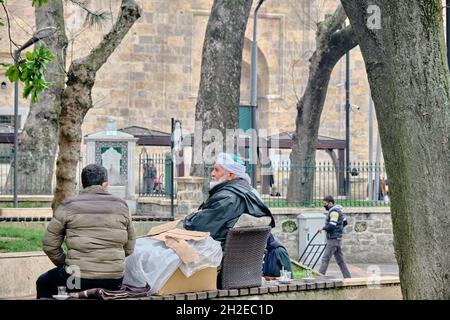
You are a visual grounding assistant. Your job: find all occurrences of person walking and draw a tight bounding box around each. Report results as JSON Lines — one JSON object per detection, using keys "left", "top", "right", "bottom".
{"left": 143, "top": 159, "right": 157, "bottom": 194}
{"left": 318, "top": 195, "right": 351, "bottom": 278}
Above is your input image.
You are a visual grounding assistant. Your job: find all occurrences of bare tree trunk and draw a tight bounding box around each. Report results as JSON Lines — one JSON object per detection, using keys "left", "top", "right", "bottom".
{"left": 52, "top": 0, "right": 141, "bottom": 210}
{"left": 13, "top": 0, "right": 67, "bottom": 194}
{"left": 341, "top": 0, "right": 450, "bottom": 299}
{"left": 287, "top": 6, "right": 357, "bottom": 204}
{"left": 190, "top": 0, "right": 253, "bottom": 177}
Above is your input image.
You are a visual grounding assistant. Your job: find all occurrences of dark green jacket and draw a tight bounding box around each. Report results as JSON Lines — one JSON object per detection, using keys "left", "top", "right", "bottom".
{"left": 183, "top": 179, "right": 275, "bottom": 246}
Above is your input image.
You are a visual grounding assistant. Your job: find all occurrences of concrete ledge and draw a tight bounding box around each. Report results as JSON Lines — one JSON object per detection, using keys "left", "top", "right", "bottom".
{"left": 137, "top": 197, "right": 177, "bottom": 205}
{"left": 0, "top": 251, "right": 53, "bottom": 299}
{"left": 300, "top": 207, "right": 391, "bottom": 214}
{"left": 342, "top": 276, "right": 400, "bottom": 287}
{"left": 175, "top": 177, "right": 204, "bottom": 183}
{"left": 0, "top": 251, "right": 402, "bottom": 300}
{"left": 270, "top": 207, "right": 391, "bottom": 216}
{"left": 0, "top": 252, "right": 47, "bottom": 259}
{"left": 0, "top": 208, "right": 53, "bottom": 217}
{"left": 270, "top": 208, "right": 301, "bottom": 215}
{"left": 0, "top": 195, "right": 53, "bottom": 202}
{"left": 137, "top": 277, "right": 401, "bottom": 300}
{"left": 344, "top": 207, "right": 391, "bottom": 214}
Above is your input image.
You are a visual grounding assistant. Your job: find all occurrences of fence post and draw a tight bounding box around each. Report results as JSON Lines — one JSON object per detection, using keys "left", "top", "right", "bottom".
{"left": 165, "top": 152, "right": 173, "bottom": 197}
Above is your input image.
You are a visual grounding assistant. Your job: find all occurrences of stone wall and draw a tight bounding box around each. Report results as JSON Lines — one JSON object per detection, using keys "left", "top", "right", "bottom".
{"left": 175, "top": 177, "right": 204, "bottom": 215}
{"left": 342, "top": 208, "right": 395, "bottom": 264}
{"left": 0, "top": 0, "right": 376, "bottom": 163}
{"left": 0, "top": 252, "right": 53, "bottom": 298}
{"left": 136, "top": 197, "right": 175, "bottom": 217}
{"left": 270, "top": 207, "right": 396, "bottom": 264}
{"left": 270, "top": 209, "right": 301, "bottom": 260}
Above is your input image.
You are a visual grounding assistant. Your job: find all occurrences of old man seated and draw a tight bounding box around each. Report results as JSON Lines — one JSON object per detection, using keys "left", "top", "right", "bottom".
{"left": 123, "top": 153, "right": 276, "bottom": 293}
{"left": 183, "top": 152, "right": 275, "bottom": 246}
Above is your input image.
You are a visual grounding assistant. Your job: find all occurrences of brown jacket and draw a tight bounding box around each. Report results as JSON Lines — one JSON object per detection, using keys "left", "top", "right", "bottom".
{"left": 43, "top": 185, "right": 135, "bottom": 280}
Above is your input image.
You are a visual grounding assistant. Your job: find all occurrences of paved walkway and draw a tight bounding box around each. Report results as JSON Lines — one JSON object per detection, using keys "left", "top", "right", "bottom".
{"left": 318, "top": 262, "right": 399, "bottom": 279}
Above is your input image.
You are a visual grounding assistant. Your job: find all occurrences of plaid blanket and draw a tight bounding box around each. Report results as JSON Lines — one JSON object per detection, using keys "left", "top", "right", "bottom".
{"left": 70, "top": 284, "right": 151, "bottom": 300}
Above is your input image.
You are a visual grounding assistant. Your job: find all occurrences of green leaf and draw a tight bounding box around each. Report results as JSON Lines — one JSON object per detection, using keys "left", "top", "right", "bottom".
{"left": 22, "top": 85, "right": 33, "bottom": 99}
{"left": 31, "top": 91, "right": 38, "bottom": 103}
{"left": 25, "top": 51, "right": 35, "bottom": 61}
{"left": 5, "top": 65, "right": 19, "bottom": 82}
{"left": 5, "top": 44, "right": 55, "bottom": 102}
{"left": 31, "top": 0, "right": 49, "bottom": 8}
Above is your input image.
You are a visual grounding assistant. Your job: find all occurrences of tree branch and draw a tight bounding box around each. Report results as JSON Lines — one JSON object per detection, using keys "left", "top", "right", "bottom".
{"left": 68, "top": 0, "right": 110, "bottom": 28}
{"left": 325, "top": 25, "right": 358, "bottom": 62}
{"left": 1, "top": 3, "right": 19, "bottom": 61}
{"left": 79, "top": 0, "right": 140, "bottom": 72}
{"left": 316, "top": 4, "right": 347, "bottom": 48}
{"left": 109, "top": 0, "right": 115, "bottom": 29}
{"left": 318, "top": 5, "right": 346, "bottom": 34}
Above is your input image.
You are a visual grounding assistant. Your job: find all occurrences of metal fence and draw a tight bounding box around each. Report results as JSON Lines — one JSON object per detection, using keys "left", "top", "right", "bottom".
{"left": 0, "top": 150, "right": 176, "bottom": 197}
{"left": 202, "top": 162, "right": 389, "bottom": 208}
{"left": 0, "top": 153, "right": 55, "bottom": 195}
{"left": 0, "top": 149, "right": 389, "bottom": 209}
{"left": 138, "top": 150, "right": 173, "bottom": 197}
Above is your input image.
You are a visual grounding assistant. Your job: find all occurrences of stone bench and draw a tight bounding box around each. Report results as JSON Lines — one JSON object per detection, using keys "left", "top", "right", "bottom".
{"left": 129, "top": 276, "right": 401, "bottom": 300}
{"left": 123, "top": 278, "right": 341, "bottom": 300}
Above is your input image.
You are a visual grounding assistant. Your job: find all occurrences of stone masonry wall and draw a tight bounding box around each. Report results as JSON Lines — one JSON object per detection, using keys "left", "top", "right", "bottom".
{"left": 0, "top": 0, "right": 376, "bottom": 163}
{"left": 270, "top": 208, "right": 396, "bottom": 264}
{"left": 270, "top": 210, "right": 301, "bottom": 260}
{"left": 342, "top": 210, "right": 395, "bottom": 264}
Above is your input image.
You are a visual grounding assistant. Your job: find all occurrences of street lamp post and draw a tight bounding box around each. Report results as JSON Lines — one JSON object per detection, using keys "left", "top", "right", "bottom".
{"left": 249, "top": 0, "right": 265, "bottom": 188}
{"left": 345, "top": 46, "right": 351, "bottom": 197}
{"left": 368, "top": 95, "right": 374, "bottom": 201}
{"left": 170, "top": 118, "right": 175, "bottom": 218}
{"left": 171, "top": 118, "right": 182, "bottom": 218}
{"left": 13, "top": 61, "right": 19, "bottom": 208}
{"left": 12, "top": 28, "right": 56, "bottom": 207}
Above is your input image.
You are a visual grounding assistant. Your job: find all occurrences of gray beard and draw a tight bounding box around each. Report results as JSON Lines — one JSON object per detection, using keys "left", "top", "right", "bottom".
{"left": 209, "top": 178, "right": 227, "bottom": 190}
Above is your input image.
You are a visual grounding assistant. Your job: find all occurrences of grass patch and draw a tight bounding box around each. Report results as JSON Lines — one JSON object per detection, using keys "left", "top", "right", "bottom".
{"left": 3, "top": 201, "right": 44, "bottom": 208}
{"left": 291, "top": 261, "right": 317, "bottom": 279}
{"left": 265, "top": 198, "right": 389, "bottom": 208}
{"left": 0, "top": 226, "right": 68, "bottom": 253}
{"left": 0, "top": 226, "right": 45, "bottom": 252}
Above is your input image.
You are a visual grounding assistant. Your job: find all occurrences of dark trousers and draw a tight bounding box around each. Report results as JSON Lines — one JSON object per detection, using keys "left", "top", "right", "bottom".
{"left": 319, "top": 238, "right": 352, "bottom": 278}
{"left": 36, "top": 266, "right": 123, "bottom": 299}
{"left": 143, "top": 178, "right": 154, "bottom": 194}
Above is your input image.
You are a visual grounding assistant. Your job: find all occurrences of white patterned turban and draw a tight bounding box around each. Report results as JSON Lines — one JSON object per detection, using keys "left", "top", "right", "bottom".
{"left": 216, "top": 152, "right": 251, "bottom": 184}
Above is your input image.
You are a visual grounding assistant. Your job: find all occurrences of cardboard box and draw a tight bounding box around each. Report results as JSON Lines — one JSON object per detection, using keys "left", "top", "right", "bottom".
{"left": 157, "top": 267, "right": 217, "bottom": 295}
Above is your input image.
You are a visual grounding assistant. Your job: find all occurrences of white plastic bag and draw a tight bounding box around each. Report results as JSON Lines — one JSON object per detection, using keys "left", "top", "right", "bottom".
{"left": 178, "top": 237, "right": 223, "bottom": 277}
{"left": 123, "top": 236, "right": 223, "bottom": 294}
{"left": 123, "top": 237, "right": 181, "bottom": 294}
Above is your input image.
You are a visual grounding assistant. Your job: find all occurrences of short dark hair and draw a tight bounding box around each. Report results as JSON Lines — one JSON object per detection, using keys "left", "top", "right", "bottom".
{"left": 81, "top": 164, "right": 108, "bottom": 188}
{"left": 323, "top": 195, "right": 335, "bottom": 203}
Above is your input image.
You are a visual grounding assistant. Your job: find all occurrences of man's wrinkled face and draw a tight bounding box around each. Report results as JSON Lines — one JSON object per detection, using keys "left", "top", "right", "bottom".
{"left": 211, "top": 162, "right": 236, "bottom": 182}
